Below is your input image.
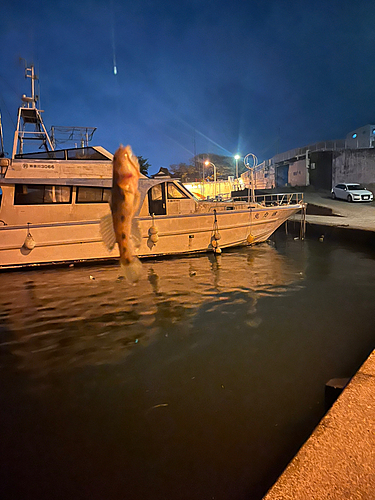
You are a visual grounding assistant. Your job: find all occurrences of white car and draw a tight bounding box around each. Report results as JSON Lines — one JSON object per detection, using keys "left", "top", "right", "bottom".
{"left": 331, "top": 183, "right": 374, "bottom": 202}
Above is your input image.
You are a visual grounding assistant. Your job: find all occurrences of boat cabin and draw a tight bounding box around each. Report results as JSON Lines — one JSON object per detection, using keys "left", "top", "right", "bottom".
{"left": 0, "top": 146, "right": 199, "bottom": 227}
{"left": 139, "top": 173, "right": 198, "bottom": 217}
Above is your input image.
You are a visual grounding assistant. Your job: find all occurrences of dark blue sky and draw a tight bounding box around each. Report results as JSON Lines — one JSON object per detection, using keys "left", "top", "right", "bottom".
{"left": 1, "top": 0, "right": 375, "bottom": 174}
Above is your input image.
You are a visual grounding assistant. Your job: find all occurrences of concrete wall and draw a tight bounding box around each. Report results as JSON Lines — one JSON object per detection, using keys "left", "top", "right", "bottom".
{"left": 288, "top": 159, "right": 308, "bottom": 186}
{"left": 332, "top": 149, "right": 375, "bottom": 192}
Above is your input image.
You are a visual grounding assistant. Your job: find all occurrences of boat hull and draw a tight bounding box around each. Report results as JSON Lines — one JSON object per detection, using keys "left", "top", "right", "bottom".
{"left": 0, "top": 205, "right": 301, "bottom": 269}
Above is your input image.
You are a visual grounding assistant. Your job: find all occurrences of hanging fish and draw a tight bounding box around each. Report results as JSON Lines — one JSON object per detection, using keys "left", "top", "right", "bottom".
{"left": 101, "top": 145, "right": 142, "bottom": 282}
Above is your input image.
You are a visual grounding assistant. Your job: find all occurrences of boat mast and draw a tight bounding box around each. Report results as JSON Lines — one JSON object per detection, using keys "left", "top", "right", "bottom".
{"left": 11, "top": 64, "right": 54, "bottom": 159}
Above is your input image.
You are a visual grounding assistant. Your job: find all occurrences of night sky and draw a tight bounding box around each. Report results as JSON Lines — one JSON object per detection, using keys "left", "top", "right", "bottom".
{"left": 1, "top": 0, "right": 375, "bottom": 174}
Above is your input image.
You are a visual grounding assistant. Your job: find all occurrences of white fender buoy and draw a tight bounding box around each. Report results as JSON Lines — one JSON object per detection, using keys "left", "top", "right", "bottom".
{"left": 148, "top": 225, "right": 159, "bottom": 244}
{"left": 23, "top": 233, "right": 36, "bottom": 250}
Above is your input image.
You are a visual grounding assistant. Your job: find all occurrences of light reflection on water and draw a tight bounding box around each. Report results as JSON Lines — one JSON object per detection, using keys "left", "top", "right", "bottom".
{"left": 0, "top": 234, "right": 374, "bottom": 500}
{"left": 0, "top": 242, "right": 304, "bottom": 377}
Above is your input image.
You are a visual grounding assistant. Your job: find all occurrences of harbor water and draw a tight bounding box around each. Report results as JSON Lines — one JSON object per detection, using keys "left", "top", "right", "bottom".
{"left": 0, "top": 229, "right": 374, "bottom": 500}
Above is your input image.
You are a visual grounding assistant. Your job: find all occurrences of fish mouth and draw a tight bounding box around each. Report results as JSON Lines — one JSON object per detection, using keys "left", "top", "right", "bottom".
{"left": 114, "top": 145, "right": 140, "bottom": 175}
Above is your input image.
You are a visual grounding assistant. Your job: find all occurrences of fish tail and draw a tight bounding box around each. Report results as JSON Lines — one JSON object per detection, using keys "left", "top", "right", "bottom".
{"left": 120, "top": 256, "right": 142, "bottom": 283}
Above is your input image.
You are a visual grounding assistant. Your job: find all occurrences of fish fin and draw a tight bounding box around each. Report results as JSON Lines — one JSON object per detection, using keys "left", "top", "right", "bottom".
{"left": 120, "top": 257, "right": 142, "bottom": 283}
{"left": 100, "top": 213, "right": 116, "bottom": 251}
{"left": 131, "top": 219, "right": 142, "bottom": 250}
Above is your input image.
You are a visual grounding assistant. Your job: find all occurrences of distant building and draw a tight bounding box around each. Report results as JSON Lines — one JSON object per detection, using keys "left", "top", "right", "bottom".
{"left": 345, "top": 124, "right": 375, "bottom": 149}
{"left": 241, "top": 161, "right": 275, "bottom": 190}
{"left": 268, "top": 124, "right": 375, "bottom": 192}
{"left": 151, "top": 167, "right": 173, "bottom": 178}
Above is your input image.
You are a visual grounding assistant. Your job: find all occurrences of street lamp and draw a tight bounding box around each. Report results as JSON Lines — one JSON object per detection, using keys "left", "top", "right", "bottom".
{"left": 204, "top": 160, "right": 217, "bottom": 199}
{"left": 234, "top": 154, "right": 240, "bottom": 192}
{"left": 202, "top": 161, "right": 205, "bottom": 198}
{"left": 234, "top": 154, "right": 240, "bottom": 180}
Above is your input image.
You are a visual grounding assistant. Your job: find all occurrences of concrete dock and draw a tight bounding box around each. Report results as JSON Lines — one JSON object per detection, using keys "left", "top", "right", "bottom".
{"left": 263, "top": 350, "right": 375, "bottom": 499}
{"left": 263, "top": 192, "right": 375, "bottom": 499}
{"left": 300, "top": 191, "right": 375, "bottom": 234}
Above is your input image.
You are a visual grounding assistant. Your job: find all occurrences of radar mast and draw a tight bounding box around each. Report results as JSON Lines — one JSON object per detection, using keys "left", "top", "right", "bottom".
{"left": 11, "top": 64, "right": 54, "bottom": 159}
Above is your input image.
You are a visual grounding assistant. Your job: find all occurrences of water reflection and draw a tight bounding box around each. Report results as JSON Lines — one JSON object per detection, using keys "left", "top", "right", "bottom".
{"left": 1, "top": 235, "right": 375, "bottom": 500}
{"left": 0, "top": 242, "right": 305, "bottom": 377}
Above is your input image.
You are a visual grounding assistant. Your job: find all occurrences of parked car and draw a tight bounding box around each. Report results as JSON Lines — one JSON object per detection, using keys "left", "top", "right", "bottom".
{"left": 331, "top": 183, "right": 374, "bottom": 202}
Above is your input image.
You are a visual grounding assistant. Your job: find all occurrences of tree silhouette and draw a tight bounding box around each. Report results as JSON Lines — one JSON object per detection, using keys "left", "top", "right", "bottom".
{"left": 137, "top": 156, "right": 151, "bottom": 176}
{"left": 169, "top": 154, "right": 242, "bottom": 182}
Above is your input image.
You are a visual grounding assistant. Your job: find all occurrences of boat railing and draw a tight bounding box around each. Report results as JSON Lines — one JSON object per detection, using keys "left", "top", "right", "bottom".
{"left": 0, "top": 158, "right": 10, "bottom": 178}
{"left": 224, "top": 192, "right": 304, "bottom": 206}
{"left": 197, "top": 192, "right": 304, "bottom": 212}
{"left": 254, "top": 192, "right": 304, "bottom": 206}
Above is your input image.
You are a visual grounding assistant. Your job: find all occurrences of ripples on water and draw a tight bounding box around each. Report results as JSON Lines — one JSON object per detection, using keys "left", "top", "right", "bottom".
{"left": 0, "top": 242, "right": 303, "bottom": 376}
{"left": 0, "top": 233, "right": 374, "bottom": 500}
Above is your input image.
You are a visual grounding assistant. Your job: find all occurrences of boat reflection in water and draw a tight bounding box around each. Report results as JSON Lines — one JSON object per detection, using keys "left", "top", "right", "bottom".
{"left": 0, "top": 240, "right": 305, "bottom": 379}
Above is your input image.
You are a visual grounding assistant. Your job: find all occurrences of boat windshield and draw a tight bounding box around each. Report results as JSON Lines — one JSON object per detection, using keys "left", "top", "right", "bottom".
{"left": 66, "top": 147, "right": 109, "bottom": 160}
{"left": 15, "top": 147, "right": 110, "bottom": 161}
{"left": 15, "top": 150, "right": 65, "bottom": 159}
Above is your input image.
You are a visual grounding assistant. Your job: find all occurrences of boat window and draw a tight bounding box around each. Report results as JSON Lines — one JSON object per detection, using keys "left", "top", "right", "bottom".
{"left": 150, "top": 184, "right": 163, "bottom": 201}
{"left": 167, "top": 182, "right": 188, "bottom": 199}
{"left": 15, "top": 150, "right": 66, "bottom": 159}
{"left": 76, "top": 187, "right": 111, "bottom": 203}
{"left": 15, "top": 148, "right": 111, "bottom": 160}
{"left": 14, "top": 184, "right": 72, "bottom": 204}
{"left": 67, "top": 148, "right": 108, "bottom": 160}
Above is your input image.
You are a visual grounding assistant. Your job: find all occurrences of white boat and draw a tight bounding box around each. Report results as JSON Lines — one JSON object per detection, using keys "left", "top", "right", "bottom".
{"left": 0, "top": 66, "right": 304, "bottom": 270}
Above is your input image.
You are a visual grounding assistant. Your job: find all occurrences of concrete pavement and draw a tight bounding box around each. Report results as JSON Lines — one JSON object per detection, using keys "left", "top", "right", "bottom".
{"left": 263, "top": 350, "right": 375, "bottom": 499}
{"left": 302, "top": 191, "right": 375, "bottom": 232}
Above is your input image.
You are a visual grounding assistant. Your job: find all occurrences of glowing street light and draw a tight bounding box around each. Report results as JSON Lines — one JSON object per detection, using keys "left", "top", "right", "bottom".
{"left": 234, "top": 154, "right": 241, "bottom": 192}
{"left": 234, "top": 154, "right": 240, "bottom": 181}
{"left": 204, "top": 160, "right": 217, "bottom": 199}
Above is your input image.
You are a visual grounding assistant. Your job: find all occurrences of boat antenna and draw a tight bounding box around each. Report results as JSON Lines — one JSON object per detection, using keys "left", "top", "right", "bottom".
{"left": 244, "top": 153, "right": 258, "bottom": 203}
